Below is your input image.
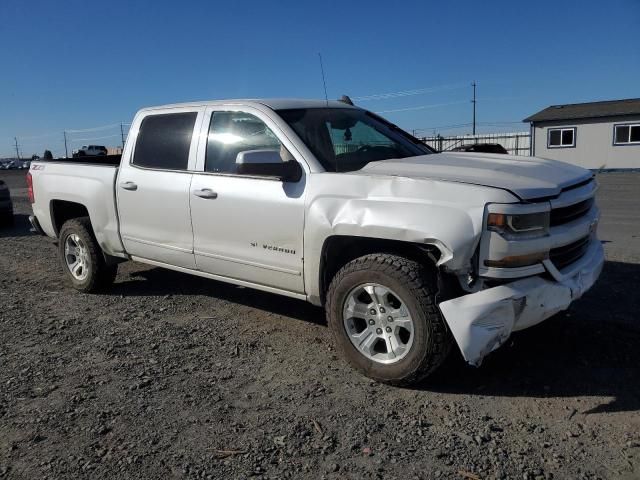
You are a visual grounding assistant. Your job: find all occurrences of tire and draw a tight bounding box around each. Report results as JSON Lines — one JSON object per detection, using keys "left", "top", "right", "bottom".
{"left": 58, "top": 217, "right": 116, "bottom": 292}
{"left": 326, "top": 253, "right": 452, "bottom": 386}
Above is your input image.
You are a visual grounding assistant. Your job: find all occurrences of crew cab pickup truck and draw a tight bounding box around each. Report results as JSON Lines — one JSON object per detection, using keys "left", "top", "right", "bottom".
{"left": 28, "top": 99, "right": 603, "bottom": 385}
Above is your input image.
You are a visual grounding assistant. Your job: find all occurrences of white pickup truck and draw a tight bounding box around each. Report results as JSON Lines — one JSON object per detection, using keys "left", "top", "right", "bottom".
{"left": 28, "top": 99, "right": 603, "bottom": 385}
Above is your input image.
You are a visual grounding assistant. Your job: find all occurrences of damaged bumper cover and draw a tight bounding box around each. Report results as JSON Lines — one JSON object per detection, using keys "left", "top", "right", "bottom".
{"left": 439, "top": 239, "right": 604, "bottom": 366}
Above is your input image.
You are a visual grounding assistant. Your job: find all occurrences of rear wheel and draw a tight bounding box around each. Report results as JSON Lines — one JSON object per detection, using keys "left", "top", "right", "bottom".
{"left": 58, "top": 217, "right": 116, "bottom": 292}
{"left": 326, "top": 253, "right": 452, "bottom": 385}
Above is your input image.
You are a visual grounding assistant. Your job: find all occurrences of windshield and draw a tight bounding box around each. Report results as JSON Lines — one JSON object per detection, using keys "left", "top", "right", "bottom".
{"left": 277, "top": 108, "right": 433, "bottom": 172}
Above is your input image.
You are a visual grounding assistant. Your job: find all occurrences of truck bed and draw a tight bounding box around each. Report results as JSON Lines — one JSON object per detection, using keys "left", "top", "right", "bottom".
{"left": 44, "top": 154, "right": 122, "bottom": 166}
{"left": 29, "top": 159, "right": 125, "bottom": 257}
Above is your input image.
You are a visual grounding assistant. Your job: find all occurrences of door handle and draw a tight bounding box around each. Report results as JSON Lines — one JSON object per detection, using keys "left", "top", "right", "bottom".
{"left": 193, "top": 188, "right": 218, "bottom": 199}
{"left": 120, "top": 181, "right": 138, "bottom": 191}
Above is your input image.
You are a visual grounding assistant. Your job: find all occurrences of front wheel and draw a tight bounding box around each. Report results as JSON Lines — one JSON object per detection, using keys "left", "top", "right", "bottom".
{"left": 58, "top": 217, "right": 116, "bottom": 292}
{"left": 326, "top": 253, "right": 452, "bottom": 386}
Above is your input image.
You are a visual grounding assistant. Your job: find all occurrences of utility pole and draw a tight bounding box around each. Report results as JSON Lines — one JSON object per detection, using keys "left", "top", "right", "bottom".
{"left": 120, "top": 123, "right": 125, "bottom": 149}
{"left": 471, "top": 82, "right": 477, "bottom": 136}
{"left": 63, "top": 131, "right": 69, "bottom": 158}
{"left": 14, "top": 137, "right": 20, "bottom": 159}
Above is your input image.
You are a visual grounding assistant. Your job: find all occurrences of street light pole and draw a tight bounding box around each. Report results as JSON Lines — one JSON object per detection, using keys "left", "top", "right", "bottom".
{"left": 63, "top": 131, "right": 69, "bottom": 158}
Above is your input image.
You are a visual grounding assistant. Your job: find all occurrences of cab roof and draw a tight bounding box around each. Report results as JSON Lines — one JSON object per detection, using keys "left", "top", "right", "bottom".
{"left": 139, "top": 98, "right": 359, "bottom": 113}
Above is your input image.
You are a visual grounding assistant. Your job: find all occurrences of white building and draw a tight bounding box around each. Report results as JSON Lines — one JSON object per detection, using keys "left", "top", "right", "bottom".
{"left": 525, "top": 98, "right": 640, "bottom": 170}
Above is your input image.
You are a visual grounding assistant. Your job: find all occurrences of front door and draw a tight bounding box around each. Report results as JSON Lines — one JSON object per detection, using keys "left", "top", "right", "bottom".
{"left": 189, "top": 107, "right": 306, "bottom": 293}
{"left": 117, "top": 108, "right": 203, "bottom": 269}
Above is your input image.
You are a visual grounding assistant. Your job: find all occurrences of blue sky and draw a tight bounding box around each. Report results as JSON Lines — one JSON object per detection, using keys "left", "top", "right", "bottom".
{"left": 1, "top": 0, "right": 639, "bottom": 157}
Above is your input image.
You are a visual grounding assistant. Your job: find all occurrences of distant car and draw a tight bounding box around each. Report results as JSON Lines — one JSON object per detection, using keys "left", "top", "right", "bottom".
{"left": 0, "top": 179, "right": 13, "bottom": 226}
{"left": 451, "top": 143, "right": 509, "bottom": 154}
{"left": 1, "top": 160, "right": 16, "bottom": 169}
{"left": 73, "top": 145, "right": 108, "bottom": 157}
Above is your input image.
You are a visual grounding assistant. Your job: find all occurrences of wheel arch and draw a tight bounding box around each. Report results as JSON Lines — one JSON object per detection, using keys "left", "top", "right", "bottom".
{"left": 50, "top": 200, "right": 92, "bottom": 238}
{"left": 317, "top": 235, "right": 443, "bottom": 306}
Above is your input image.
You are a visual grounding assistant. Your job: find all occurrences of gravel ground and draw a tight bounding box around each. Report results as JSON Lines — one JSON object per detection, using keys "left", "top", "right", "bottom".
{"left": 1, "top": 170, "right": 639, "bottom": 480}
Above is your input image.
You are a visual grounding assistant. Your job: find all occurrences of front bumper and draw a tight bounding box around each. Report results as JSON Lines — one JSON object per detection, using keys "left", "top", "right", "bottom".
{"left": 439, "top": 239, "right": 604, "bottom": 366}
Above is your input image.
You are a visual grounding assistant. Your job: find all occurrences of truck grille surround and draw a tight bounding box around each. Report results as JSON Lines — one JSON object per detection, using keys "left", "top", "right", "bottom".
{"left": 550, "top": 197, "right": 594, "bottom": 226}
{"left": 549, "top": 235, "right": 591, "bottom": 270}
{"left": 479, "top": 177, "right": 598, "bottom": 280}
{"left": 547, "top": 178, "right": 597, "bottom": 271}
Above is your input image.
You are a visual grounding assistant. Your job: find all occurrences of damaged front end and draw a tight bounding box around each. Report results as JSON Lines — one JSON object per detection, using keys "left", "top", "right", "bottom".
{"left": 438, "top": 178, "right": 603, "bottom": 366}
{"left": 440, "top": 240, "right": 603, "bottom": 365}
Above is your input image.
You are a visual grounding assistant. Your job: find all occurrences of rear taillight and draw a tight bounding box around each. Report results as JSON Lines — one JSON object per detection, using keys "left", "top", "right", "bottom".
{"left": 26, "top": 171, "right": 34, "bottom": 203}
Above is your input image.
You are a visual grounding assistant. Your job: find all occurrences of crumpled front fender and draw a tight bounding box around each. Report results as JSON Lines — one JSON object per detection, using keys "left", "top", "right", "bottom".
{"left": 303, "top": 173, "right": 518, "bottom": 303}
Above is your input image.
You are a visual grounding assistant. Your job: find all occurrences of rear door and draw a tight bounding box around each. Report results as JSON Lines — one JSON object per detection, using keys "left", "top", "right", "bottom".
{"left": 189, "top": 106, "right": 307, "bottom": 293}
{"left": 117, "top": 107, "right": 204, "bottom": 269}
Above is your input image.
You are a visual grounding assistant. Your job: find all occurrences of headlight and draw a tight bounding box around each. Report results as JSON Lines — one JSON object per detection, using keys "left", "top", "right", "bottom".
{"left": 482, "top": 206, "right": 551, "bottom": 270}
{"left": 487, "top": 212, "right": 549, "bottom": 236}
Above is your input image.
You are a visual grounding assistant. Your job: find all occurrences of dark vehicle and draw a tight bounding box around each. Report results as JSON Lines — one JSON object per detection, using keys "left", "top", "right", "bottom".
{"left": 0, "top": 179, "right": 13, "bottom": 226}
{"left": 451, "top": 143, "right": 509, "bottom": 154}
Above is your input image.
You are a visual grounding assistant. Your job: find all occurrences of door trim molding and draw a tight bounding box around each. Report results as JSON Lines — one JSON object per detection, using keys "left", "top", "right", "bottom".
{"left": 194, "top": 249, "right": 301, "bottom": 276}
{"left": 129, "top": 256, "right": 308, "bottom": 301}
{"left": 122, "top": 235, "right": 193, "bottom": 253}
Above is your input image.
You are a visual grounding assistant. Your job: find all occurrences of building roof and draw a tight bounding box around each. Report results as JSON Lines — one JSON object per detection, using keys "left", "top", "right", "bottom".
{"left": 524, "top": 98, "right": 640, "bottom": 123}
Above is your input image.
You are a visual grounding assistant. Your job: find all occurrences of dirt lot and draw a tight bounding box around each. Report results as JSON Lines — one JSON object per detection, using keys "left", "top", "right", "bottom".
{"left": 1, "top": 170, "right": 639, "bottom": 480}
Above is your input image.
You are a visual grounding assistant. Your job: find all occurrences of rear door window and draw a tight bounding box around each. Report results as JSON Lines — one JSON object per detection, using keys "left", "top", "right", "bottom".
{"left": 133, "top": 112, "right": 197, "bottom": 170}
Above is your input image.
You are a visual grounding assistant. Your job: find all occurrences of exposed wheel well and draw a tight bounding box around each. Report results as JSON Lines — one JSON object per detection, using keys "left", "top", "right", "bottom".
{"left": 319, "top": 235, "right": 441, "bottom": 305}
{"left": 50, "top": 200, "right": 90, "bottom": 237}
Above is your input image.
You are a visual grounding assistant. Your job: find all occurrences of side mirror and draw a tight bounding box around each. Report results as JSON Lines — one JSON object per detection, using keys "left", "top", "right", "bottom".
{"left": 236, "top": 150, "right": 302, "bottom": 182}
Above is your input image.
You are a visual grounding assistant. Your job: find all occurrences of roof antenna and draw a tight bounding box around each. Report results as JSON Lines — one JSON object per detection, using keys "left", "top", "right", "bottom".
{"left": 318, "top": 53, "right": 329, "bottom": 106}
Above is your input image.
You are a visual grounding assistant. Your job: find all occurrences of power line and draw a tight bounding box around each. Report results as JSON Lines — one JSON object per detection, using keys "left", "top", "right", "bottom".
{"left": 16, "top": 132, "right": 60, "bottom": 141}
{"left": 65, "top": 123, "right": 122, "bottom": 133}
{"left": 412, "top": 121, "right": 522, "bottom": 133}
{"left": 413, "top": 123, "right": 473, "bottom": 133}
{"left": 353, "top": 82, "right": 467, "bottom": 102}
{"left": 2, "top": 122, "right": 131, "bottom": 144}
{"left": 69, "top": 133, "right": 122, "bottom": 143}
{"left": 376, "top": 100, "right": 468, "bottom": 114}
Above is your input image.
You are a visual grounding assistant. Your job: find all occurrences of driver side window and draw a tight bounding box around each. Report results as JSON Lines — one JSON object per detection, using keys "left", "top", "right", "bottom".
{"left": 205, "top": 111, "right": 286, "bottom": 174}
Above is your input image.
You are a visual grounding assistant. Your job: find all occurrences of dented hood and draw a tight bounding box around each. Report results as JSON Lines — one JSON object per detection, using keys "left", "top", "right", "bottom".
{"left": 358, "top": 152, "right": 593, "bottom": 200}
